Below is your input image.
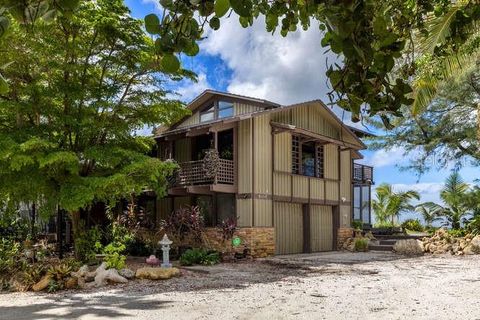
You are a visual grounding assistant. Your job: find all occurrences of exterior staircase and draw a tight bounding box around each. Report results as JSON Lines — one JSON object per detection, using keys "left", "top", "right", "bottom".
{"left": 368, "top": 234, "right": 425, "bottom": 252}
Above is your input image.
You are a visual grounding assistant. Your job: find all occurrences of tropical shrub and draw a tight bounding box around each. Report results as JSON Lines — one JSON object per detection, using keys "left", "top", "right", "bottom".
{"left": 0, "top": 239, "right": 21, "bottom": 274}
{"left": 99, "top": 222, "right": 135, "bottom": 269}
{"left": 74, "top": 224, "right": 103, "bottom": 263}
{"left": 103, "top": 243, "right": 127, "bottom": 270}
{"left": 352, "top": 220, "right": 363, "bottom": 230}
{"left": 354, "top": 238, "right": 369, "bottom": 252}
{"left": 179, "top": 248, "right": 220, "bottom": 266}
{"left": 0, "top": 206, "right": 29, "bottom": 241}
{"left": 162, "top": 206, "right": 205, "bottom": 242}
{"left": 401, "top": 219, "right": 424, "bottom": 232}
{"left": 467, "top": 215, "right": 480, "bottom": 235}
{"left": 373, "top": 221, "right": 395, "bottom": 228}
{"left": 219, "top": 217, "right": 237, "bottom": 241}
{"left": 126, "top": 237, "right": 152, "bottom": 257}
{"left": 447, "top": 229, "right": 467, "bottom": 238}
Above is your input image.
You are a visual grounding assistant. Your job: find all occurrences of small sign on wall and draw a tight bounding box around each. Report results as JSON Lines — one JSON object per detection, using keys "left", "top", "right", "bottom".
{"left": 232, "top": 236, "right": 242, "bottom": 247}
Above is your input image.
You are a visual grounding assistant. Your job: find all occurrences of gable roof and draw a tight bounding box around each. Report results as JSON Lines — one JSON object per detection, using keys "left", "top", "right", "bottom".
{"left": 187, "top": 89, "right": 280, "bottom": 112}
{"left": 154, "top": 90, "right": 280, "bottom": 135}
{"left": 155, "top": 91, "right": 367, "bottom": 150}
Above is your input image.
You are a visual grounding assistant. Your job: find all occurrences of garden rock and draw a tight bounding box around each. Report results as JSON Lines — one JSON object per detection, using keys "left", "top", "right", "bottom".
{"left": 469, "top": 236, "right": 480, "bottom": 253}
{"left": 119, "top": 268, "right": 135, "bottom": 279}
{"left": 135, "top": 267, "right": 180, "bottom": 280}
{"left": 463, "top": 245, "right": 476, "bottom": 255}
{"left": 420, "top": 229, "right": 480, "bottom": 256}
{"left": 72, "top": 265, "right": 90, "bottom": 278}
{"left": 32, "top": 275, "right": 51, "bottom": 292}
{"left": 65, "top": 277, "right": 78, "bottom": 289}
{"left": 393, "top": 239, "right": 424, "bottom": 255}
{"left": 94, "top": 263, "right": 128, "bottom": 287}
{"left": 77, "top": 277, "right": 86, "bottom": 289}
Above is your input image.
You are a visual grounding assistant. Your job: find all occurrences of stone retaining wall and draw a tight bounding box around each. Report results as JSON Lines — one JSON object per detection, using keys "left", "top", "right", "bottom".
{"left": 203, "top": 227, "right": 275, "bottom": 258}
{"left": 337, "top": 227, "right": 353, "bottom": 249}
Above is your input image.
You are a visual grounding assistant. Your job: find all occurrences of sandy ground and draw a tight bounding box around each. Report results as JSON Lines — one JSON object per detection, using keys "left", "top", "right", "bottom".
{"left": 1, "top": 252, "right": 480, "bottom": 320}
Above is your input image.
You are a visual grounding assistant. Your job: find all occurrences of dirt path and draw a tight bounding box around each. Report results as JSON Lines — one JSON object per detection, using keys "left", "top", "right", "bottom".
{"left": 1, "top": 252, "right": 479, "bottom": 320}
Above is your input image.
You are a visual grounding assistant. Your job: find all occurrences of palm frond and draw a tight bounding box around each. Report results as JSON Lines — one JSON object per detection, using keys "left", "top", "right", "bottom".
{"left": 411, "top": 75, "right": 438, "bottom": 116}
{"left": 420, "top": 5, "right": 462, "bottom": 54}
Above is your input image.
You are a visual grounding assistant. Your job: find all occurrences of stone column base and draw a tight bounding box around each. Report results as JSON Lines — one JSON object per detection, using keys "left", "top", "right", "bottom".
{"left": 337, "top": 227, "right": 354, "bottom": 249}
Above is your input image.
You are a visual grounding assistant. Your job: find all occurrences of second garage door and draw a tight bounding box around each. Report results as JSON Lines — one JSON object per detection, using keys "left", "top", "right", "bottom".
{"left": 310, "top": 205, "right": 333, "bottom": 252}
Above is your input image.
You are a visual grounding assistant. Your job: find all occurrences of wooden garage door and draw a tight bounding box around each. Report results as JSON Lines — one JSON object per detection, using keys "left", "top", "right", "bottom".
{"left": 310, "top": 205, "right": 333, "bottom": 252}
{"left": 274, "top": 202, "right": 303, "bottom": 255}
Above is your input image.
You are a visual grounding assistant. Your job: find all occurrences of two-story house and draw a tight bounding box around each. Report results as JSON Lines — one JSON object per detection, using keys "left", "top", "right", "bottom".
{"left": 155, "top": 90, "right": 373, "bottom": 256}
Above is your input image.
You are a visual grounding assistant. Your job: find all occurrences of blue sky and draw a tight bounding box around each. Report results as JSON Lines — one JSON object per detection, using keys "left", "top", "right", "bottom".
{"left": 125, "top": 1, "right": 478, "bottom": 222}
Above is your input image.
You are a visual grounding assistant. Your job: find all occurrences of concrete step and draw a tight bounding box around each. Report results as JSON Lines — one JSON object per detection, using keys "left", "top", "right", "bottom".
{"left": 368, "top": 244, "right": 393, "bottom": 252}
{"left": 374, "top": 234, "right": 424, "bottom": 240}
{"left": 379, "top": 240, "right": 398, "bottom": 246}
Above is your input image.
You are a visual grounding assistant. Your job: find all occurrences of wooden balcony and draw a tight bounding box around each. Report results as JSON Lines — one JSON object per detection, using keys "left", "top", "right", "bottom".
{"left": 169, "top": 158, "right": 235, "bottom": 195}
{"left": 353, "top": 163, "right": 374, "bottom": 184}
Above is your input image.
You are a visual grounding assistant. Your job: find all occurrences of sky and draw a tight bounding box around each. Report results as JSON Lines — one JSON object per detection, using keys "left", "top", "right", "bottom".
{"left": 125, "top": 0, "right": 479, "bottom": 222}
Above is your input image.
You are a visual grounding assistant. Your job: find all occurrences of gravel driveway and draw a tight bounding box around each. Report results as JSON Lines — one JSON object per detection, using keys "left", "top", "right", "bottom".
{"left": 1, "top": 252, "right": 479, "bottom": 320}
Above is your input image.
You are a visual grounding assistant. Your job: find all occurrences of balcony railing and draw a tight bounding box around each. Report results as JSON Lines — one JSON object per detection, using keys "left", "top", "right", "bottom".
{"left": 173, "top": 158, "right": 234, "bottom": 187}
{"left": 353, "top": 163, "right": 374, "bottom": 184}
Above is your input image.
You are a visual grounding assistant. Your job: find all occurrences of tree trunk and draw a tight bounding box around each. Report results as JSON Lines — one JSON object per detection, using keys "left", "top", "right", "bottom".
{"left": 57, "top": 207, "right": 63, "bottom": 259}
{"left": 477, "top": 103, "right": 480, "bottom": 143}
{"left": 70, "top": 210, "right": 81, "bottom": 258}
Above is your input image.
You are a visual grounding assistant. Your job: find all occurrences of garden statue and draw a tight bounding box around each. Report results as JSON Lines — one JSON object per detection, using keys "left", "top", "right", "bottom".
{"left": 159, "top": 234, "right": 173, "bottom": 268}
{"left": 146, "top": 255, "right": 160, "bottom": 265}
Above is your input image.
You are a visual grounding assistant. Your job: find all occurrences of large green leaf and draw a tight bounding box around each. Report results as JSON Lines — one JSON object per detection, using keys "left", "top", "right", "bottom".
{"left": 145, "top": 14, "right": 160, "bottom": 34}
{"left": 209, "top": 17, "right": 220, "bottom": 30}
{"left": 161, "top": 54, "right": 180, "bottom": 73}
{"left": 230, "top": 0, "right": 251, "bottom": 17}
{"left": 215, "top": 0, "right": 230, "bottom": 18}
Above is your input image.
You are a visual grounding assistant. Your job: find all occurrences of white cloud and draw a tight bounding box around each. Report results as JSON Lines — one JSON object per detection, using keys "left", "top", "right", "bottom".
{"left": 141, "top": 0, "right": 162, "bottom": 11}
{"left": 389, "top": 182, "right": 444, "bottom": 204}
{"left": 173, "top": 72, "right": 211, "bottom": 102}
{"left": 201, "top": 16, "right": 336, "bottom": 105}
{"left": 365, "top": 146, "right": 407, "bottom": 168}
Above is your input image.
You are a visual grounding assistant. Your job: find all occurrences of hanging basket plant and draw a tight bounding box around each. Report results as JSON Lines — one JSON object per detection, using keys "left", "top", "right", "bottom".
{"left": 202, "top": 149, "right": 220, "bottom": 178}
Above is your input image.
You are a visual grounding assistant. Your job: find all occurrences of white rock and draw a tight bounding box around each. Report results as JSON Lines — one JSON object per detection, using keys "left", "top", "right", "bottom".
{"left": 393, "top": 239, "right": 424, "bottom": 255}
{"left": 469, "top": 236, "right": 480, "bottom": 253}
{"left": 94, "top": 268, "right": 128, "bottom": 287}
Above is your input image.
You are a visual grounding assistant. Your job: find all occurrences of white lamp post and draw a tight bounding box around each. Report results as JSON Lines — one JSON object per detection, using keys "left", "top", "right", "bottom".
{"left": 159, "top": 234, "right": 173, "bottom": 268}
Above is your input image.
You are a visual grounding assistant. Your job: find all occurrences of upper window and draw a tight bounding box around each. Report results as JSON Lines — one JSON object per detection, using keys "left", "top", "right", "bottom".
{"left": 199, "top": 100, "right": 234, "bottom": 122}
{"left": 292, "top": 135, "right": 324, "bottom": 178}
{"left": 200, "top": 104, "right": 215, "bottom": 122}
{"left": 218, "top": 101, "right": 233, "bottom": 118}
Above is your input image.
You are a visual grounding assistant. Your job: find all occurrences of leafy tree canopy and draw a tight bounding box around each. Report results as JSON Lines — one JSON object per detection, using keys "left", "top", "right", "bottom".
{"left": 369, "top": 66, "right": 480, "bottom": 175}
{"left": 140, "top": 0, "right": 480, "bottom": 125}
{"left": 0, "top": 0, "right": 189, "bottom": 215}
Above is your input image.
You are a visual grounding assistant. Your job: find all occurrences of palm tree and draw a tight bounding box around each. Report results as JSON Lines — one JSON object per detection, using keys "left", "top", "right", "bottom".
{"left": 437, "top": 172, "right": 470, "bottom": 229}
{"left": 372, "top": 183, "right": 420, "bottom": 226}
{"left": 412, "top": 2, "right": 480, "bottom": 118}
{"left": 415, "top": 202, "right": 443, "bottom": 228}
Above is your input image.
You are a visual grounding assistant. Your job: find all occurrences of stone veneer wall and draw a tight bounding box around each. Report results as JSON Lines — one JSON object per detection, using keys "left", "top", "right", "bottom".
{"left": 337, "top": 227, "right": 353, "bottom": 249}
{"left": 203, "top": 227, "right": 275, "bottom": 258}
